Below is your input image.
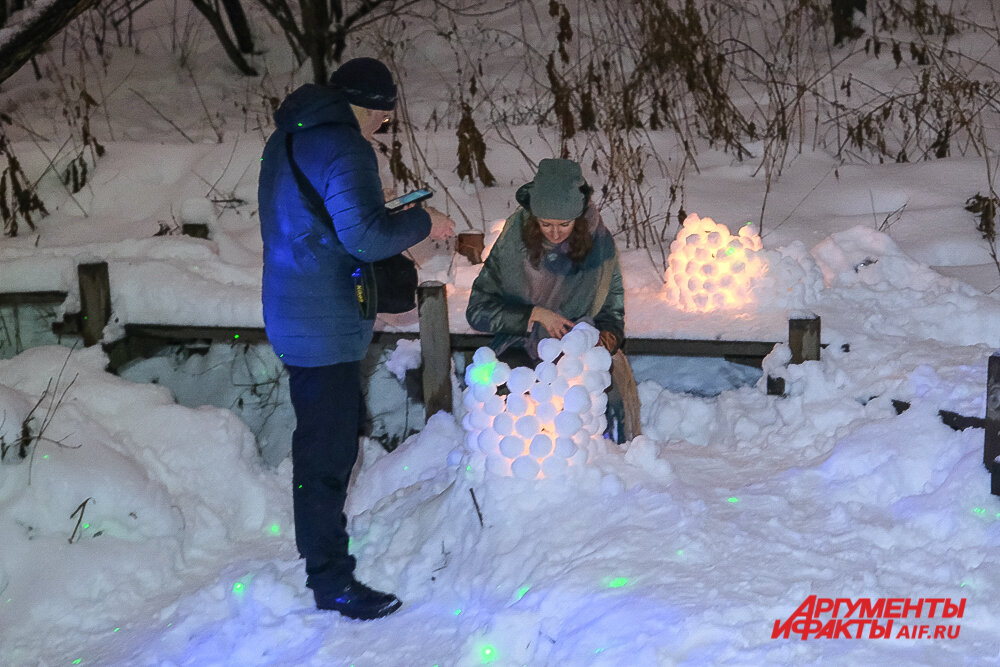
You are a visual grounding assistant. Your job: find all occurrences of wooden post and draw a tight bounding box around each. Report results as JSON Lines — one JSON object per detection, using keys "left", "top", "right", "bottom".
{"left": 78, "top": 262, "right": 111, "bottom": 347}
{"left": 985, "top": 353, "right": 1000, "bottom": 495}
{"left": 789, "top": 316, "right": 821, "bottom": 364}
{"left": 418, "top": 281, "right": 452, "bottom": 420}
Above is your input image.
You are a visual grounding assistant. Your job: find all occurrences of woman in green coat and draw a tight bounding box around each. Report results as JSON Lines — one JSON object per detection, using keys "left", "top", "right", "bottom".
{"left": 466, "top": 159, "right": 625, "bottom": 368}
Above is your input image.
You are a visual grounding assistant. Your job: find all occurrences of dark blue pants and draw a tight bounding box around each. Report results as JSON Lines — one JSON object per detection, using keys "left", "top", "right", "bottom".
{"left": 286, "top": 362, "right": 364, "bottom": 593}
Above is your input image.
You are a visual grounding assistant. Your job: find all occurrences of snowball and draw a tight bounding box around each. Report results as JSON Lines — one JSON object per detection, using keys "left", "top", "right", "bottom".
{"left": 515, "top": 415, "right": 541, "bottom": 438}
{"left": 465, "top": 432, "right": 481, "bottom": 451}
{"left": 493, "top": 412, "right": 515, "bottom": 436}
{"left": 490, "top": 362, "right": 511, "bottom": 386}
{"left": 511, "top": 455, "right": 541, "bottom": 480}
{"left": 529, "top": 382, "right": 554, "bottom": 403}
{"left": 507, "top": 366, "right": 536, "bottom": 395}
{"left": 534, "top": 401, "right": 558, "bottom": 423}
{"left": 470, "top": 408, "right": 493, "bottom": 430}
{"left": 506, "top": 393, "right": 529, "bottom": 417}
{"left": 500, "top": 435, "right": 526, "bottom": 459}
{"left": 550, "top": 377, "right": 569, "bottom": 397}
{"left": 582, "top": 347, "right": 612, "bottom": 372}
{"left": 473, "top": 347, "right": 497, "bottom": 364}
{"left": 478, "top": 428, "right": 502, "bottom": 452}
{"left": 582, "top": 371, "right": 605, "bottom": 393}
{"left": 554, "top": 436, "right": 577, "bottom": 458}
{"left": 486, "top": 454, "right": 511, "bottom": 476}
{"left": 483, "top": 394, "right": 505, "bottom": 416}
{"left": 537, "top": 338, "right": 562, "bottom": 362}
{"left": 561, "top": 330, "right": 589, "bottom": 357}
{"left": 472, "top": 382, "right": 495, "bottom": 402}
{"left": 462, "top": 390, "right": 483, "bottom": 412}
{"left": 535, "top": 361, "right": 558, "bottom": 384}
{"left": 555, "top": 412, "right": 583, "bottom": 436}
{"left": 563, "top": 385, "right": 592, "bottom": 413}
{"left": 529, "top": 433, "right": 554, "bottom": 458}
{"left": 557, "top": 356, "right": 584, "bottom": 379}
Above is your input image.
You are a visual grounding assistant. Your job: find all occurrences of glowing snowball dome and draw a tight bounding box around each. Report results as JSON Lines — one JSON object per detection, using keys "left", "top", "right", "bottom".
{"left": 664, "top": 213, "right": 766, "bottom": 312}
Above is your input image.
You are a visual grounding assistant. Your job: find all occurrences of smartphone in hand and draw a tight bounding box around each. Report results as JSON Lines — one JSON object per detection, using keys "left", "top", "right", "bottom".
{"left": 385, "top": 188, "right": 433, "bottom": 213}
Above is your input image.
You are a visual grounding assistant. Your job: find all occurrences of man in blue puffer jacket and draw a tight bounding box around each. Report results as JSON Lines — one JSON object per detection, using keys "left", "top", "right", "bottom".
{"left": 258, "top": 58, "right": 452, "bottom": 619}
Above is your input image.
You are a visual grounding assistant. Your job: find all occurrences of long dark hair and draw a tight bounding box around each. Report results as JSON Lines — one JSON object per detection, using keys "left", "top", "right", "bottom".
{"left": 522, "top": 201, "right": 594, "bottom": 268}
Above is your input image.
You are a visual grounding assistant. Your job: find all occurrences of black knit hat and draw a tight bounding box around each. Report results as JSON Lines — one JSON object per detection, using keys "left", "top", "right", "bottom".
{"left": 328, "top": 57, "right": 398, "bottom": 111}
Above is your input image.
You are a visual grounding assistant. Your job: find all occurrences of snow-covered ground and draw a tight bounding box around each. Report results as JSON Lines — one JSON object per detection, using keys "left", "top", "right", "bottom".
{"left": 2, "top": 1, "right": 1000, "bottom": 664}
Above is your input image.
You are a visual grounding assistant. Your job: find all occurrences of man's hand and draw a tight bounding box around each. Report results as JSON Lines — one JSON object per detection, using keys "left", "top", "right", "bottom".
{"left": 529, "top": 306, "right": 574, "bottom": 339}
{"left": 426, "top": 206, "right": 456, "bottom": 241}
{"left": 598, "top": 330, "right": 618, "bottom": 353}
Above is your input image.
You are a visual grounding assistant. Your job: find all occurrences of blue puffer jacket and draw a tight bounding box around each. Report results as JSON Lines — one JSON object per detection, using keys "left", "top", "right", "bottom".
{"left": 258, "top": 84, "right": 431, "bottom": 366}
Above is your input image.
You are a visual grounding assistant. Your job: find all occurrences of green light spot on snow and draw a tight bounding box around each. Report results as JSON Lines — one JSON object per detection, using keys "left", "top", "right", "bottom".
{"left": 726, "top": 247, "right": 735, "bottom": 255}
{"left": 676, "top": 549, "right": 684, "bottom": 556}
{"left": 727, "top": 497, "right": 740, "bottom": 503}
{"left": 454, "top": 608, "right": 462, "bottom": 615}
{"left": 43, "top": 455, "right": 49, "bottom": 459}
{"left": 469, "top": 361, "right": 496, "bottom": 386}
{"left": 82, "top": 523, "right": 90, "bottom": 530}
{"left": 466, "top": 465, "right": 472, "bottom": 472}
{"left": 269, "top": 523, "right": 281, "bottom": 536}
{"left": 403, "top": 465, "right": 409, "bottom": 471}
{"left": 72, "top": 660, "right": 82, "bottom": 665}
{"left": 113, "top": 627, "right": 120, "bottom": 632}
{"left": 480, "top": 645, "right": 497, "bottom": 664}
{"left": 606, "top": 577, "right": 629, "bottom": 589}
{"left": 972, "top": 507, "right": 986, "bottom": 516}
{"left": 595, "top": 648, "right": 606, "bottom": 654}
{"left": 515, "top": 585, "right": 530, "bottom": 601}
{"left": 233, "top": 581, "right": 246, "bottom": 596}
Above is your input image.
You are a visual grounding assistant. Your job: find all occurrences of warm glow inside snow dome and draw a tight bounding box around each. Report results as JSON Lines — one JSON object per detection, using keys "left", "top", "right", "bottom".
{"left": 462, "top": 323, "right": 612, "bottom": 480}
{"left": 663, "top": 213, "right": 767, "bottom": 312}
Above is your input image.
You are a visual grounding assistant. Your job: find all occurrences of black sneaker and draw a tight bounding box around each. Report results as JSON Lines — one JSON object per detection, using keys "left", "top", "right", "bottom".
{"left": 314, "top": 579, "right": 402, "bottom": 620}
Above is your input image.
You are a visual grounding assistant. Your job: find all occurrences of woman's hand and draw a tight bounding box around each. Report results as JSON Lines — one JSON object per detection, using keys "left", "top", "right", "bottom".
{"left": 529, "top": 306, "right": 574, "bottom": 339}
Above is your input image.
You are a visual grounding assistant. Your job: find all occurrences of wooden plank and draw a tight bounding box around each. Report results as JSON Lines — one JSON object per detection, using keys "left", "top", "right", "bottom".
{"left": 789, "top": 316, "right": 821, "bottom": 363}
{"left": 417, "top": 282, "right": 452, "bottom": 420}
{"left": 986, "top": 354, "right": 1000, "bottom": 492}
{"left": 0, "top": 291, "right": 67, "bottom": 306}
{"left": 124, "top": 323, "right": 268, "bottom": 344}
{"left": 78, "top": 262, "right": 111, "bottom": 347}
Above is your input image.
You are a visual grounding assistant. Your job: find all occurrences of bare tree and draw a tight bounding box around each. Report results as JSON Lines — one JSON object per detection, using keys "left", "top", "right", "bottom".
{"left": 187, "top": 0, "right": 258, "bottom": 75}
{"left": 0, "top": 0, "right": 101, "bottom": 85}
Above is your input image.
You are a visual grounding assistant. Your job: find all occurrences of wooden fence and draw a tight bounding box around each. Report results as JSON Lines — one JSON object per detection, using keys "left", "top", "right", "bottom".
{"left": 5, "top": 261, "right": 995, "bottom": 495}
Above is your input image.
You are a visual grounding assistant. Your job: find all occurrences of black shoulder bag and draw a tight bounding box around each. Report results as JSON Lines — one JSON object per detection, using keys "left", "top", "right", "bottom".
{"left": 285, "top": 134, "right": 419, "bottom": 319}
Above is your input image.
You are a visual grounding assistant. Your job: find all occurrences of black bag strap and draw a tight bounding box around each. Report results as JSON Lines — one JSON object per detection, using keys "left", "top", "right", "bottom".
{"left": 285, "top": 133, "right": 339, "bottom": 238}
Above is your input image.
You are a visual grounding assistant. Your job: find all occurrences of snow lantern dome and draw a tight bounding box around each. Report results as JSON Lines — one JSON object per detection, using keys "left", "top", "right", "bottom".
{"left": 461, "top": 323, "right": 612, "bottom": 480}
{"left": 664, "top": 213, "right": 766, "bottom": 312}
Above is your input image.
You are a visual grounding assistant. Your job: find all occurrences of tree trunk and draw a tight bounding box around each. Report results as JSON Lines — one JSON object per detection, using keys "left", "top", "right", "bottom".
{"left": 0, "top": 0, "right": 101, "bottom": 85}
{"left": 220, "top": 0, "right": 255, "bottom": 54}
{"left": 188, "top": 0, "right": 258, "bottom": 75}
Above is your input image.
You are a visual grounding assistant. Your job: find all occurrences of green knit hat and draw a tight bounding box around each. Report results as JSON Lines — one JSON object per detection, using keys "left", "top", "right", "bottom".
{"left": 515, "top": 159, "right": 591, "bottom": 219}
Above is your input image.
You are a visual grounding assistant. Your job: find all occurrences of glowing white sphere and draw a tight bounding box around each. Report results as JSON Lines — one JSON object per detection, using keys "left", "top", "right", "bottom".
{"left": 582, "top": 347, "right": 612, "bottom": 371}
{"left": 483, "top": 395, "right": 505, "bottom": 416}
{"left": 550, "top": 377, "right": 569, "bottom": 397}
{"left": 554, "top": 436, "right": 577, "bottom": 458}
{"left": 499, "top": 435, "right": 525, "bottom": 458}
{"left": 493, "top": 412, "right": 515, "bottom": 436}
{"left": 561, "top": 330, "right": 588, "bottom": 357}
{"left": 506, "top": 393, "right": 529, "bottom": 417}
{"left": 462, "top": 390, "right": 483, "bottom": 412}
{"left": 511, "top": 455, "right": 541, "bottom": 480}
{"left": 473, "top": 347, "right": 497, "bottom": 365}
{"left": 515, "top": 414, "right": 541, "bottom": 438}
{"left": 534, "top": 401, "right": 558, "bottom": 423}
{"left": 555, "top": 412, "right": 583, "bottom": 436}
{"left": 535, "top": 361, "right": 558, "bottom": 384}
{"left": 478, "top": 428, "right": 502, "bottom": 452}
{"left": 486, "top": 454, "right": 511, "bottom": 476}
{"left": 490, "top": 362, "right": 511, "bottom": 386}
{"left": 529, "top": 382, "right": 553, "bottom": 403}
{"left": 557, "top": 356, "right": 584, "bottom": 379}
{"left": 470, "top": 408, "right": 493, "bottom": 430}
{"left": 562, "top": 384, "right": 592, "bottom": 413}
{"left": 529, "top": 433, "right": 554, "bottom": 458}
{"left": 537, "top": 338, "right": 562, "bottom": 362}
{"left": 507, "top": 366, "right": 536, "bottom": 395}
{"left": 575, "top": 323, "right": 600, "bottom": 348}
{"left": 472, "top": 382, "right": 494, "bottom": 402}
